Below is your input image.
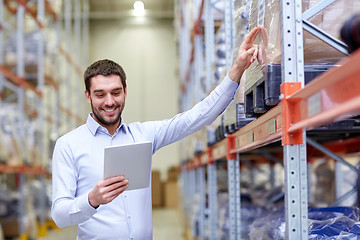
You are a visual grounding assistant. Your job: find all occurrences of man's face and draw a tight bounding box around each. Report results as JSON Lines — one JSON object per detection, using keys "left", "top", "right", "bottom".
{"left": 85, "top": 74, "right": 127, "bottom": 129}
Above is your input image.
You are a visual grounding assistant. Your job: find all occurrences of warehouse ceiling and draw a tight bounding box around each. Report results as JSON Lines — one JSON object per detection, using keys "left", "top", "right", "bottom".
{"left": 89, "top": 0, "right": 174, "bottom": 19}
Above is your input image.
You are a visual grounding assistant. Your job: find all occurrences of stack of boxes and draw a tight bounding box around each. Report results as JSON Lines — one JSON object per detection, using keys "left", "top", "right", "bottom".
{"left": 164, "top": 167, "right": 179, "bottom": 208}
{"left": 151, "top": 167, "right": 179, "bottom": 208}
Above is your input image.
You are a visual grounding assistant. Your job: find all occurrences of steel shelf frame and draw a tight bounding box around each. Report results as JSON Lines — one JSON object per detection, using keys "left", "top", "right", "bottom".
{"left": 0, "top": 0, "right": 89, "bottom": 238}
{"left": 179, "top": 0, "right": 360, "bottom": 239}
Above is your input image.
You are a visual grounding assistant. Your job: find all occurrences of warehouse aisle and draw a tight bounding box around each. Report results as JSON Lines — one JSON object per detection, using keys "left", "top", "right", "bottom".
{"left": 40, "top": 208, "right": 184, "bottom": 240}
{"left": 153, "top": 208, "right": 185, "bottom": 240}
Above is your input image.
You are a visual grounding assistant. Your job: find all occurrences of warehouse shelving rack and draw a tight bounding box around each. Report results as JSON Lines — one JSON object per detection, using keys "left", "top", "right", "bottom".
{"left": 178, "top": 0, "right": 360, "bottom": 239}
{"left": 0, "top": 0, "right": 89, "bottom": 239}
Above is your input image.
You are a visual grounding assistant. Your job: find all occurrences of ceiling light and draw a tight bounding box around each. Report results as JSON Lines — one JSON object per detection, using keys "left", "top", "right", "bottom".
{"left": 133, "top": 1, "right": 145, "bottom": 16}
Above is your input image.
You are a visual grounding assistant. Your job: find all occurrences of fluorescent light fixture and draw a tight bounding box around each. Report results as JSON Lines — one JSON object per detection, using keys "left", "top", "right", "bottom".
{"left": 133, "top": 1, "right": 145, "bottom": 16}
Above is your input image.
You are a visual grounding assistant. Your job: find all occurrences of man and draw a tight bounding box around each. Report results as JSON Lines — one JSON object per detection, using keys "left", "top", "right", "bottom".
{"left": 51, "top": 26, "right": 261, "bottom": 239}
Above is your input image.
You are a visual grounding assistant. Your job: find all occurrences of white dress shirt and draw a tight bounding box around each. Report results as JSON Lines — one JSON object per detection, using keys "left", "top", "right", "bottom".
{"left": 51, "top": 75, "right": 238, "bottom": 239}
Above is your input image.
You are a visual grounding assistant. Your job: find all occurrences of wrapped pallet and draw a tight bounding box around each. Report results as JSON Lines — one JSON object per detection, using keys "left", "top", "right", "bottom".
{"left": 223, "top": 0, "right": 255, "bottom": 134}
{"left": 244, "top": 0, "right": 360, "bottom": 116}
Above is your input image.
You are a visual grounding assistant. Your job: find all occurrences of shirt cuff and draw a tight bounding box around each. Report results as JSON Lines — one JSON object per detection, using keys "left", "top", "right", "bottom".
{"left": 77, "top": 192, "right": 97, "bottom": 217}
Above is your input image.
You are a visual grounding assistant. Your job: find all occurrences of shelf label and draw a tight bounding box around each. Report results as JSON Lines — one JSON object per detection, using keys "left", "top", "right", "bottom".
{"left": 249, "top": 131, "right": 254, "bottom": 143}
{"left": 308, "top": 92, "right": 321, "bottom": 117}
{"left": 269, "top": 118, "right": 276, "bottom": 134}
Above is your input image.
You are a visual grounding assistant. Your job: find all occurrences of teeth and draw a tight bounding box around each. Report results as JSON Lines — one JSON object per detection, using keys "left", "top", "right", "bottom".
{"left": 105, "top": 109, "right": 115, "bottom": 112}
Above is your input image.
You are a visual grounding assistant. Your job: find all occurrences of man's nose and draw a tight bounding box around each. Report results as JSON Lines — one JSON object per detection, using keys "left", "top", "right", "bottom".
{"left": 104, "top": 94, "right": 115, "bottom": 106}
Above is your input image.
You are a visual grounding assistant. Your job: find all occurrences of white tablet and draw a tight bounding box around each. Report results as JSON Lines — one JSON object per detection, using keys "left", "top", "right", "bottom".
{"left": 104, "top": 141, "right": 152, "bottom": 191}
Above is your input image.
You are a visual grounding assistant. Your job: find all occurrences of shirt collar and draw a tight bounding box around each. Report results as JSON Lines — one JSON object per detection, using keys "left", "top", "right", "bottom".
{"left": 86, "top": 113, "right": 127, "bottom": 136}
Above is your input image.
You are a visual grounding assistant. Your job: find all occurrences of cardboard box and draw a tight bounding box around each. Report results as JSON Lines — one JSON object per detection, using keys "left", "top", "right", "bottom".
{"left": 164, "top": 181, "right": 179, "bottom": 208}
{"left": 1, "top": 218, "right": 19, "bottom": 238}
{"left": 167, "top": 167, "right": 179, "bottom": 182}
{"left": 151, "top": 170, "right": 163, "bottom": 207}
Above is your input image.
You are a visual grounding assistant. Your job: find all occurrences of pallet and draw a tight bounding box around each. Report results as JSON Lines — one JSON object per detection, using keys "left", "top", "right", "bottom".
{"left": 244, "top": 64, "right": 334, "bottom": 117}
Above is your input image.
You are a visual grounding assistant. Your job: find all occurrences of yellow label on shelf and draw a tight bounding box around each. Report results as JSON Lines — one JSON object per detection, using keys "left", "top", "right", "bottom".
{"left": 269, "top": 118, "right": 276, "bottom": 134}
{"left": 249, "top": 131, "right": 254, "bottom": 143}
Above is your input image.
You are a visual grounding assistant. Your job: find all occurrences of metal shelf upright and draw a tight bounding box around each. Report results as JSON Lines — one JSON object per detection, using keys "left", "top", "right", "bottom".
{"left": 179, "top": 0, "right": 360, "bottom": 239}
{"left": 0, "top": 0, "right": 89, "bottom": 238}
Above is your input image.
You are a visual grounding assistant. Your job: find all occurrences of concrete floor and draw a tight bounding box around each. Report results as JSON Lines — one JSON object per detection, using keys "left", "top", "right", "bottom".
{"left": 40, "top": 208, "right": 185, "bottom": 240}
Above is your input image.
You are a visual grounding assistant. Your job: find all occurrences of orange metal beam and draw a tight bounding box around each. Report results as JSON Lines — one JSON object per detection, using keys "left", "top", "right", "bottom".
{"left": 0, "top": 164, "right": 47, "bottom": 174}
{"left": 45, "top": 74, "right": 59, "bottom": 90}
{"left": 0, "top": 64, "right": 42, "bottom": 97}
{"left": 230, "top": 105, "right": 282, "bottom": 153}
{"left": 288, "top": 49, "right": 360, "bottom": 133}
{"left": 210, "top": 138, "right": 227, "bottom": 162}
{"left": 18, "top": 0, "right": 44, "bottom": 29}
{"left": 45, "top": 0, "right": 57, "bottom": 21}
{"left": 308, "top": 136, "right": 360, "bottom": 158}
{"left": 4, "top": 0, "right": 17, "bottom": 14}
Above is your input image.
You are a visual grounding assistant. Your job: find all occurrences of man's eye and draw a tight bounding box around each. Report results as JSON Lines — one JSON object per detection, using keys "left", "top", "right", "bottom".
{"left": 96, "top": 94, "right": 104, "bottom": 98}
{"left": 113, "top": 92, "right": 120, "bottom": 96}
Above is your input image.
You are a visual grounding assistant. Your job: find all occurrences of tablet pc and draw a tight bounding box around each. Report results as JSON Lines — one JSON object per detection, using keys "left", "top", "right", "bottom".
{"left": 104, "top": 141, "right": 152, "bottom": 191}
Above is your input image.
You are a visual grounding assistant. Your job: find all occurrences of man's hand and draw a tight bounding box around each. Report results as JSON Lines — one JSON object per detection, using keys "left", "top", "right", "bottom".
{"left": 229, "top": 26, "right": 262, "bottom": 83}
{"left": 88, "top": 175, "right": 129, "bottom": 208}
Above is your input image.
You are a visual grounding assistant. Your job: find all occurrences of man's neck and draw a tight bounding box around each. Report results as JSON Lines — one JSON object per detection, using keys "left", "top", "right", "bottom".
{"left": 90, "top": 113, "right": 121, "bottom": 135}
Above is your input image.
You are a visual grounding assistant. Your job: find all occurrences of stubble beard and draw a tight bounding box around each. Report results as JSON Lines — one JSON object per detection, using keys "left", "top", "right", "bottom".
{"left": 90, "top": 99, "right": 124, "bottom": 127}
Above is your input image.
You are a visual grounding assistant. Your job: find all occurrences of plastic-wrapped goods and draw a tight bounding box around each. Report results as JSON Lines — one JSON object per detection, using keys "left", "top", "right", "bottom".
{"left": 241, "top": 204, "right": 269, "bottom": 240}
{"left": 247, "top": 0, "right": 360, "bottom": 66}
{"left": 0, "top": 104, "right": 21, "bottom": 166}
{"left": 313, "top": 160, "right": 335, "bottom": 206}
{"left": 0, "top": 189, "right": 19, "bottom": 220}
{"left": 308, "top": 207, "right": 360, "bottom": 239}
{"left": 28, "top": 179, "right": 52, "bottom": 220}
{"left": 218, "top": 192, "right": 229, "bottom": 240}
{"left": 5, "top": 31, "right": 42, "bottom": 68}
{"left": 0, "top": 103, "right": 42, "bottom": 166}
{"left": 0, "top": 118, "right": 9, "bottom": 164}
{"left": 223, "top": 0, "right": 253, "bottom": 133}
{"left": 244, "top": 0, "right": 360, "bottom": 116}
{"left": 214, "top": 24, "right": 227, "bottom": 86}
{"left": 0, "top": 186, "right": 38, "bottom": 239}
{"left": 249, "top": 209, "right": 286, "bottom": 240}
{"left": 231, "top": 0, "right": 251, "bottom": 66}
{"left": 249, "top": 207, "right": 360, "bottom": 240}
{"left": 191, "top": 193, "right": 201, "bottom": 237}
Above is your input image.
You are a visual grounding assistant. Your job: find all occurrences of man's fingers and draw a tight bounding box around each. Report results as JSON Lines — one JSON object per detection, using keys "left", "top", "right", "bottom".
{"left": 241, "top": 46, "right": 257, "bottom": 62}
{"left": 103, "top": 175, "right": 125, "bottom": 186}
{"left": 244, "top": 26, "right": 262, "bottom": 45}
{"left": 105, "top": 184, "right": 128, "bottom": 200}
{"left": 106, "top": 179, "right": 128, "bottom": 192}
{"left": 251, "top": 45, "right": 259, "bottom": 62}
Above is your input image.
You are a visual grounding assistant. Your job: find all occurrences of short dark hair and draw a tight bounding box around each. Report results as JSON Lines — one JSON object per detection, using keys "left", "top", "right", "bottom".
{"left": 84, "top": 59, "right": 127, "bottom": 93}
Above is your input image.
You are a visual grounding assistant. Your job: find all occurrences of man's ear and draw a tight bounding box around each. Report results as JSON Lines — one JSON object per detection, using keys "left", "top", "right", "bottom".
{"left": 124, "top": 87, "right": 127, "bottom": 99}
{"left": 85, "top": 90, "right": 91, "bottom": 104}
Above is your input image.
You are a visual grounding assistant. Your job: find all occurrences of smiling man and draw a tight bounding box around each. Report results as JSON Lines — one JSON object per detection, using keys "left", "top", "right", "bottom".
{"left": 51, "top": 26, "right": 262, "bottom": 240}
